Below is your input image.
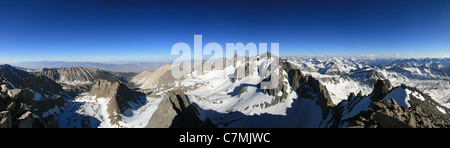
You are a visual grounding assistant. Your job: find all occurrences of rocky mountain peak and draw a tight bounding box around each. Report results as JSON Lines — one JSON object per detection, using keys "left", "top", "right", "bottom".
{"left": 330, "top": 80, "right": 449, "bottom": 128}
{"left": 146, "top": 89, "right": 215, "bottom": 128}
{"left": 346, "top": 95, "right": 450, "bottom": 128}
{"left": 88, "top": 79, "right": 146, "bottom": 125}
{"left": 282, "top": 61, "right": 334, "bottom": 117}
{"left": 89, "top": 79, "right": 119, "bottom": 98}
{"left": 370, "top": 79, "right": 391, "bottom": 101}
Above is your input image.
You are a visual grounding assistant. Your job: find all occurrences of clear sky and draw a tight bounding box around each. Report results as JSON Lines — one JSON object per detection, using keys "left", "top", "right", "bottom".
{"left": 0, "top": 0, "right": 449, "bottom": 63}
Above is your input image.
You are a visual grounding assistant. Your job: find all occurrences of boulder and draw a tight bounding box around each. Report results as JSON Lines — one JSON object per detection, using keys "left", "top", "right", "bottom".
{"left": 17, "top": 111, "right": 33, "bottom": 128}
{"left": 1, "top": 84, "right": 7, "bottom": 93}
{"left": 371, "top": 101, "right": 387, "bottom": 111}
{"left": 0, "top": 111, "right": 12, "bottom": 128}
{"left": 6, "top": 101, "right": 16, "bottom": 112}
{"left": 408, "top": 115, "right": 417, "bottom": 128}
{"left": 420, "top": 117, "right": 432, "bottom": 128}
{"left": 367, "top": 124, "right": 378, "bottom": 128}
{"left": 414, "top": 106, "right": 424, "bottom": 116}
{"left": 7, "top": 89, "right": 22, "bottom": 101}
{"left": 373, "top": 112, "right": 410, "bottom": 128}
{"left": 391, "top": 98, "right": 400, "bottom": 110}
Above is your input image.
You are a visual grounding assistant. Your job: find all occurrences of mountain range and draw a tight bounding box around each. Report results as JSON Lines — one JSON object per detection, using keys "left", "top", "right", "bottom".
{"left": 11, "top": 61, "right": 170, "bottom": 73}
{"left": 288, "top": 56, "right": 450, "bottom": 107}
{"left": 0, "top": 54, "right": 449, "bottom": 128}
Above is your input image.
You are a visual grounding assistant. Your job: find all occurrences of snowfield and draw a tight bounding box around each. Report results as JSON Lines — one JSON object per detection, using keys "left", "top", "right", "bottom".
{"left": 184, "top": 55, "right": 299, "bottom": 123}
{"left": 51, "top": 55, "right": 448, "bottom": 128}
{"left": 383, "top": 87, "right": 410, "bottom": 108}
{"left": 56, "top": 94, "right": 163, "bottom": 128}
{"left": 287, "top": 56, "right": 450, "bottom": 108}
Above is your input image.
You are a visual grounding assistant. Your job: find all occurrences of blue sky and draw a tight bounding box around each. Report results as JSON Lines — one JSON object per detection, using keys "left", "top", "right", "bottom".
{"left": 0, "top": 0, "right": 449, "bottom": 63}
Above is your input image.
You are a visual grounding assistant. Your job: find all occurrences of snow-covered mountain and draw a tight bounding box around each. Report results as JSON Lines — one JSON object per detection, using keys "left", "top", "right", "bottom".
{"left": 1, "top": 54, "right": 449, "bottom": 128}
{"left": 328, "top": 80, "right": 449, "bottom": 128}
{"left": 287, "top": 56, "right": 450, "bottom": 108}
{"left": 140, "top": 54, "right": 450, "bottom": 128}
{"left": 0, "top": 64, "right": 148, "bottom": 128}
{"left": 57, "top": 80, "right": 150, "bottom": 128}
{"left": 130, "top": 53, "right": 333, "bottom": 128}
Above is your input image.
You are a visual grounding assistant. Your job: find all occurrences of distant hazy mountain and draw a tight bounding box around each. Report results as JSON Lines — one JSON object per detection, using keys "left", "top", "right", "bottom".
{"left": 12, "top": 61, "right": 170, "bottom": 73}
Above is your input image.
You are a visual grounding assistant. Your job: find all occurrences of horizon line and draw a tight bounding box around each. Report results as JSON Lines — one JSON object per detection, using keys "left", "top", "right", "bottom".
{"left": 1, "top": 54, "right": 449, "bottom": 65}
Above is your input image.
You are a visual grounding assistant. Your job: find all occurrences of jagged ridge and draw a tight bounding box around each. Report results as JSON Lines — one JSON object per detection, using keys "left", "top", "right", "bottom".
{"left": 0, "top": 65, "right": 69, "bottom": 128}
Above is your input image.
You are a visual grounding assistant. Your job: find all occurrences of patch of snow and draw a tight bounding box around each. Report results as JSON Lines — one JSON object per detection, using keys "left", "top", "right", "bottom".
{"left": 402, "top": 67, "right": 422, "bottom": 75}
{"left": 383, "top": 87, "right": 410, "bottom": 108}
{"left": 8, "top": 68, "right": 21, "bottom": 78}
{"left": 277, "top": 91, "right": 283, "bottom": 96}
{"left": 187, "top": 66, "right": 297, "bottom": 116}
{"left": 57, "top": 93, "right": 164, "bottom": 128}
{"left": 436, "top": 106, "right": 447, "bottom": 114}
{"left": 118, "top": 96, "right": 163, "bottom": 128}
{"left": 42, "top": 106, "right": 61, "bottom": 118}
{"left": 33, "top": 93, "right": 44, "bottom": 101}
{"left": 224, "top": 96, "right": 323, "bottom": 128}
{"left": 320, "top": 77, "right": 373, "bottom": 104}
{"left": 287, "top": 56, "right": 450, "bottom": 109}
{"left": 1, "top": 74, "right": 15, "bottom": 89}
{"left": 76, "top": 95, "right": 117, "bottom": 128}
{"left": 58, "top": 79, "right": 92, "bottom": 85}
{"left": 32, "top": 113, "right": 40, "bottom": 118}
{"left": 408, "top": 89, "right": 426, "bottom": 101}
{"left": 341, "top": 95, "right": 372, "bottom": 120}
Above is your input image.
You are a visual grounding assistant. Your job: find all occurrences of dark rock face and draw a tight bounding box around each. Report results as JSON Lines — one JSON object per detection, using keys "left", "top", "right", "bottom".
{"left": 370, "top": 79, "right": 391, "bottom": 101}
{"left": 283, "top": 61, "right": 305, "bottom": 90}
{"left": 260, "top": 59, "right": 289, "bottom": 105}
{"left": 0, "top": 65, "right": 34, "bottom": 88}
{"left": 146, "top": 90, "right": 215, "bottom": 128}
{"left": 23, "top": 75, "right": 65, "bottom": 95}
{"left": 232, "top": 60, "right": 335, "bottom": 120}
{"left": 0, "top": 65, "right": 66, "bottom": 128}
{"left": 304, "top": 76, "right": 335, "bottom": 109}
{"left": 282, "top": 61, "right": 334, "bottom": 118}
